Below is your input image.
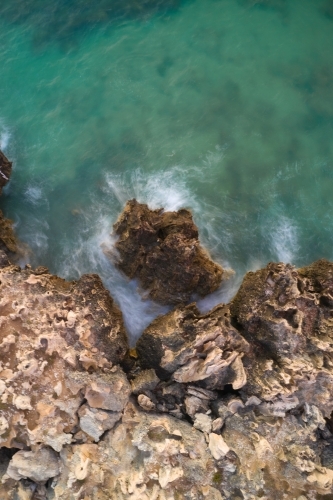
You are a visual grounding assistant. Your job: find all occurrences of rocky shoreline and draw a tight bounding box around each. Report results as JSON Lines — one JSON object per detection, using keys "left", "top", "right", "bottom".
{"left": 1, "top": 151, "right": 333, "bottom": 499}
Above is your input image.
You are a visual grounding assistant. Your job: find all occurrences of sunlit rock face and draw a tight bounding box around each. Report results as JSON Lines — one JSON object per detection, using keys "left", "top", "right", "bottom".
{"left": 50, "top": 401, "right": 224, "bottom": 500}
{"left": 110, "top": 199, "right": 224, "bottom": 305}
{"left": 0, "top": 266, "right": 129, "bottom": 455}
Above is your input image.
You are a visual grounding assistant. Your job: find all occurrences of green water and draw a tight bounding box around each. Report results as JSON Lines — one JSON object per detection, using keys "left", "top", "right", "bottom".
{"left": 1, "top": 0, "right": 333, "bottom": 340}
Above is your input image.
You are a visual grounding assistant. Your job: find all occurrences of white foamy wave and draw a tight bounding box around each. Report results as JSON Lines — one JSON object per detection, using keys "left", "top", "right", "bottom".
{"left": 24, "top": 184, "right": 49, "bottom": 207}
{"left": 104, "top": 166, "right": 201, "bottom": 213}
{"left": 268, "top": 215, "right": 299, "bottom": 264}
{"left": 0, "top": 117, "right": 13, "bottom": 153}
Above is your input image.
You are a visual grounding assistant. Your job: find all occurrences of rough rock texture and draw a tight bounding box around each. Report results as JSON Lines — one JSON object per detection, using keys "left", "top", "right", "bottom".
{"left": 6, "top": 448, "right": 61, "bottom": 483}
{"left": 0, "top": 265, "right": 129, "bottom": 455}
{"left": 230, "top": 259, "right": 333, "bottom": 418}
{"left": 111, "top": 199, "right": 223, "bottom": 305}
{"left": 0, "top": 150, "right": 12, "bottom": 195}
{"left": 50, "top": 401, "right": 223, "bottom": 500}
{"left": 136, "top": 303, "right": 249, "bottom": 391}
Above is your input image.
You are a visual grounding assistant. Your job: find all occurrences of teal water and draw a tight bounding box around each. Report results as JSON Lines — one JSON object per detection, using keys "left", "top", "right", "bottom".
{"left": 1, "top": 0, "right": 333, "bottom": 342}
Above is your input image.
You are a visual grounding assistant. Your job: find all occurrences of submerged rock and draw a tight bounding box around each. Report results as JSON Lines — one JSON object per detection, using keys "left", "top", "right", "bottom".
{"left": 111, "top": 199, "right": 224, "bottom": 305}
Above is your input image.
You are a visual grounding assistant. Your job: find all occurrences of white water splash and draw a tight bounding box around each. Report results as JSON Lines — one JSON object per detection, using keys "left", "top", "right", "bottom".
{"left": 269, "top": 215, "right": 299, "bottom": 263}
{"left": 0, "top": 127, "right": 11, "bottom": 152}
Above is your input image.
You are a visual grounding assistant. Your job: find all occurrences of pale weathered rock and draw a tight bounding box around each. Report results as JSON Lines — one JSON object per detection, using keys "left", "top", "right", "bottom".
{"left": 208, "top": 433, "right": 230, "bottom": 460}
{"left": 0, "top": 266, "right": 129, "bottom": 452}
{"left": 110, "top": 199, "right": 224, "bottom": 305}
{"left": 6, "top": 448, "right": 60, "bottom": 483}
{"left": 78, "top": 404, "right": 122, "bottom": 442}
{"left": 50, "top": 402, "right": 223, "bottom": 500}
{"left": 193, "top": 413, "right": 212, "bottom": 434}
{"left": 138, "top": 393, "right": 156, "bottom": 411}
{"left": 137, "top": 303, "right": 249, "bottom": 390}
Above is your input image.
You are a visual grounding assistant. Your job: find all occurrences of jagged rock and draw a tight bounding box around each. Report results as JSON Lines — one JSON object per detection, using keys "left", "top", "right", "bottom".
{"left": 193, "top": 413, "right": 212, "bottom": 433}
{"left": 131, "top": 368, "right": 160, "bottom": 395}
{"left": 0, "top": 265, "right": 129, "bottom": 452}
{"left": 110, "top": 199, "right": 223, "bottom": 305}
{"left": 219, "top": 401, "right": 332, "bottom": 498}
{"left": 0, "top": 150, "right": 12, "bottom": 195}
{"left": 230, "top": 259, "right": 333, "bottom": 418}
{"left": 136, "top": 303, "right": 249, "bottom": 390}
{"left": 50, "top": 401, "right": 224, "bottom": 500}
{"left": 6, "top": 448, "right": 60, "bottom": 483}
{"left": 78, "top": 404, "right": 121, "bottom": 442}
{"left": 0, "top": 151, "right": 18, "bottom": 259}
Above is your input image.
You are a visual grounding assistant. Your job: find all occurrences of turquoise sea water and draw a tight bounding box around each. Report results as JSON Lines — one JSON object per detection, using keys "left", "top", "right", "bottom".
{"left": 1, "top": 0, "right": 333, "bottom": 342}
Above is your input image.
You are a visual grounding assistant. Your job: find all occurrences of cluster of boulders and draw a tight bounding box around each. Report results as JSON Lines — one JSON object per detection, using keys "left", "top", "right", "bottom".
{"left": 1, "top": 150, "right": 333, "bottom": 499}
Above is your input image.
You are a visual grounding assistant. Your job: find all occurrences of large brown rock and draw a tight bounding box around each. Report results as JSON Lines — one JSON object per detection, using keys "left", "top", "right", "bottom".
{"left": 111, "top": 199, "right": 223, "bottom": 305}
{"left": 0, "top": 150, "right": 12, "bottom": 195}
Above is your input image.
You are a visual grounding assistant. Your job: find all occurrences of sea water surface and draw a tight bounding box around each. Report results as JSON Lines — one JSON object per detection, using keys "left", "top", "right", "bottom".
{"left": 1, "top": 0, "right": 333, "bottom": 343}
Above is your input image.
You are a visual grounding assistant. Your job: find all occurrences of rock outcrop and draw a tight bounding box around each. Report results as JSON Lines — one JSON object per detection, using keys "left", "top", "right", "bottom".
{"left": 0, "top": 151, "right": 18, "bottom": 261}
{"left": 230, "top": 259, "right": 333, "bottom": 418}
{"left": 0, "top": 266, "right": 129, "bottom": 458}
{"left": 0, "top": 150, "right": 12, "bottom": 195}
{"left": 136, "top": 303, "right": 248, "bottom": 389}
{"left": 110, "top": 199, "right": 223, "bottom": 305}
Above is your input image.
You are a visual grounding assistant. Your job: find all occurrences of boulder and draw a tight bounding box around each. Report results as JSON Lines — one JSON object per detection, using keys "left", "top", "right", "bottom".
{"left": 111, "top": 199, "right": 223, "bottom": 305}
{"left": 136, "top": 303, "right": 249, "bottom": 389}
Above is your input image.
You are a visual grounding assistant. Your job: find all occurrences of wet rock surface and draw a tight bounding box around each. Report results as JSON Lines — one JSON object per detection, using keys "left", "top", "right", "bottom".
{"left": 0, "top": 150, "right": 12, "bottom": 195}
{"left": 230, "top": 259, "right": 333, "bottom": 417}
{"left": 111, "top": 199, "right": 223, "bottom": 305}
{"left": 0, "top": 151, "right": 19, "bottom": 261}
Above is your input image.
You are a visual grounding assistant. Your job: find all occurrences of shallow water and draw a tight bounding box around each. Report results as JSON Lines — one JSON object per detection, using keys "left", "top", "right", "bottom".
{"left": 1, "top": 0, "right": 333, "bottom": 343}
